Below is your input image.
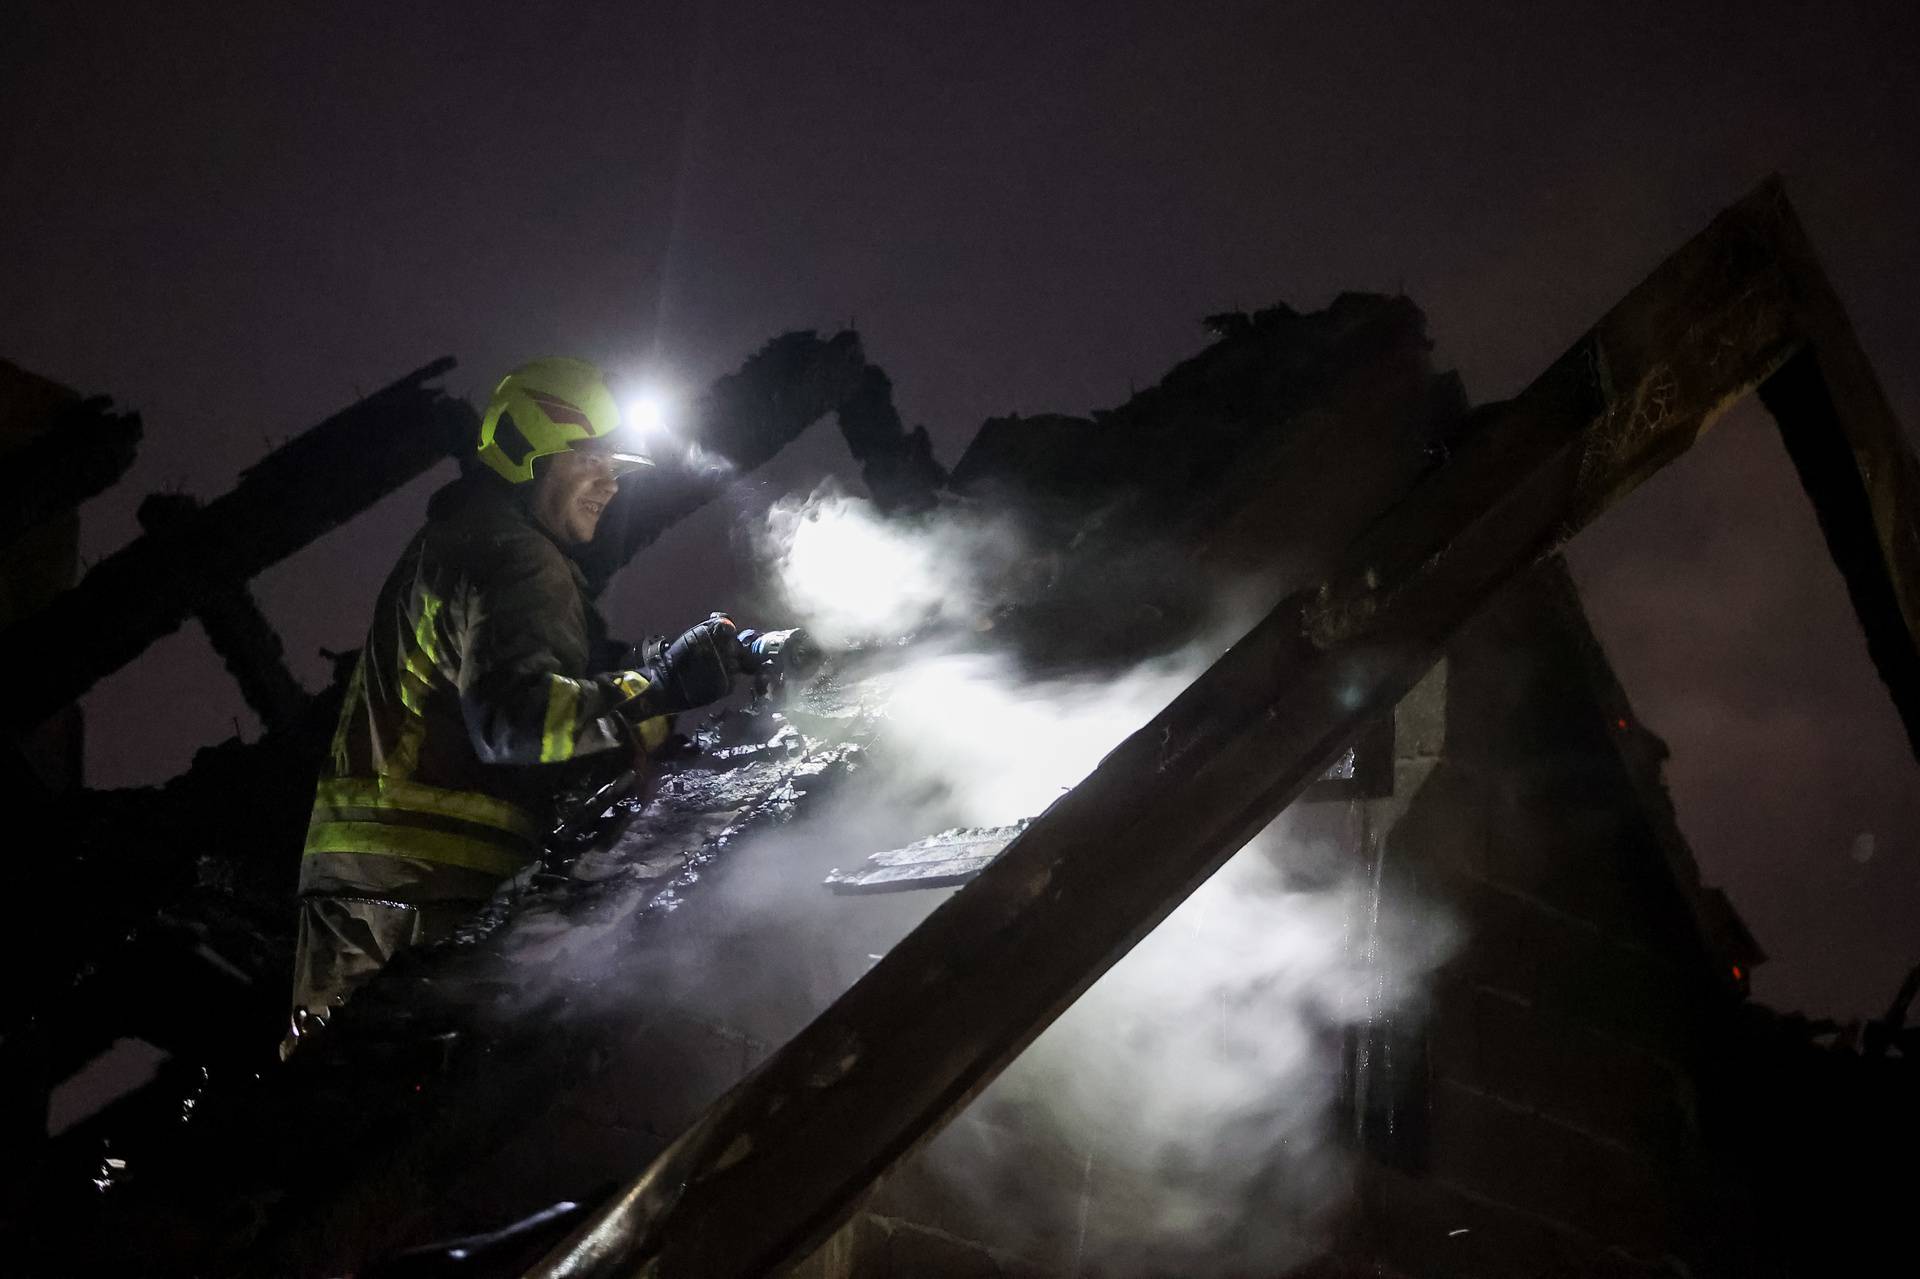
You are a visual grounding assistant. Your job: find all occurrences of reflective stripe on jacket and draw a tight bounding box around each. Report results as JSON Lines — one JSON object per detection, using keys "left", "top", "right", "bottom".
{"left": 299, "top": 476, "right": 663, "bottom": 903}
{"left": 305, "top": 775, "right": 540, "bottom": 878}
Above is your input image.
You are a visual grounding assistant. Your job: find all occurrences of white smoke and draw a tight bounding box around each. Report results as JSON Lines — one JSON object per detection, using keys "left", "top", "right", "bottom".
{"left": 754, "top": 483, "right": 1028, "bottom": 645}
{"left": 741, "top": 490, "right": 1458, "bottom": 1275}
{"left": 877, "top": 650, "right": 1203, "bottom": 825}
{"left": 938, "top": 821, "right": 1455, "bottom": 1274}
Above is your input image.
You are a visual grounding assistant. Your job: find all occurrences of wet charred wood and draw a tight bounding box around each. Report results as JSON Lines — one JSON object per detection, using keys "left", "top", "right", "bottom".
{"left": 0, "top": 394, "right": 141, "bottom": 551}
{"left": 0, "top": 358, "right": 472, "bottom": 732}
{"left": 528, "top": 179, "right": 1887, "bottom": 1278}
{"left": 823, "top": 821, "right": 1033, "bottom": 894}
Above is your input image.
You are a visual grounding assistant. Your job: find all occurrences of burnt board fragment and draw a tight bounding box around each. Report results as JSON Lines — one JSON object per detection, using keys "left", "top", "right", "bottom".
{"left": 826, "top": 718, "right": 1392, "bottom": 896}
{"left": 824, "top": 822, "right": 1032, "bottom": 894}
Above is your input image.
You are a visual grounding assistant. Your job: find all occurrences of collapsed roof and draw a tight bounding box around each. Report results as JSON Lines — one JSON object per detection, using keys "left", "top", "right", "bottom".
{"left": 3, "top": 178, "right": 1916, "bottom": 1278}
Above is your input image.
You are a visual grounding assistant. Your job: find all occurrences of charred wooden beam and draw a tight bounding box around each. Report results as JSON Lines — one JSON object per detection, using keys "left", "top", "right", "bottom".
{"left": 0, "top": 394, "right": 141, "bottom": 551}
{"left": 529, "top": 179, "right": 1908, "bottom": 1277}
{"left": 0, "top": 358, "right": 472, "bottom": 732}
{"left": 136, "top": 493, "right": 309, "bottom": 734}
{"left": 581, "top": 331, "right": 946, "bottom": 589}
{"left": 1755, "top": 212, "right": 1920, "bottom": 759}
{"left": 835, "top": 362, "right": 947, "bottom": 514}
{"left": 949, "top": 294, "right": 1452, "bottom": 674}
{"left": 0, "top": 682, "right": 342, "bottom": 1031}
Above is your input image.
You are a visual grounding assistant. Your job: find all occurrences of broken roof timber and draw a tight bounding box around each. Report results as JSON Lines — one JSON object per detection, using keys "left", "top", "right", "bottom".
{"left": 0, "top": 358, "right": 473, "bottom": 732}
{"left": 0, "top": 379, "right": 141, "bottom": 554}
{"left": 1759, "top": 341, "right": 1920, "bottom": 762}
{"left": 135, "top": 492, "right": 310, "bottom": 734}
{"left": 527, "top": 178, "right": 1919, "bottom": 1277}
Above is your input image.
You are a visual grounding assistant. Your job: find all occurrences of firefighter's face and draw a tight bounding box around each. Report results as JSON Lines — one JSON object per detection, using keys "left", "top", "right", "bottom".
{"left": 531, "top": 449, "right": 619, "bottom": 545}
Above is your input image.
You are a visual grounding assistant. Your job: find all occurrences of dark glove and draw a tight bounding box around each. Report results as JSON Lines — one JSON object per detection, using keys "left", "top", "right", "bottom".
{"left": 635, "top": 616, "right": 740, "bottom": 714}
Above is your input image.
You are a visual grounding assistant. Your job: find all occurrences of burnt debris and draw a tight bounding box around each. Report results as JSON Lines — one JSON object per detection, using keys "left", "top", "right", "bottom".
{"left": 0, "top": 331, "right": 962, "bottom": 1276}
{"left": 0, "top": 358, "right": 474, "bottom": 734}
{"left": 0, "top": 373, "right": 141, "bottom": 556}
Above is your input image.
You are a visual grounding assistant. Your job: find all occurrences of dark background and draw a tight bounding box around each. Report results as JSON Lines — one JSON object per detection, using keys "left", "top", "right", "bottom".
{"left": 3, "top": 1, "right": 1914, "bottom": 1020}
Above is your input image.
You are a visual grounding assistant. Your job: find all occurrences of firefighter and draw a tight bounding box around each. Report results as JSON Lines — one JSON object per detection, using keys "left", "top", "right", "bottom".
{"left": 287, "top": 358, "right": 738, "bottom": 1046}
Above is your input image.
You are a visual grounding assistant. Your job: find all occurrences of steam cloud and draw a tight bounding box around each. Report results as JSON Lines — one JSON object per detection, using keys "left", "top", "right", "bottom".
{"left": 936, "top": 824, "right": 1456, "bottom": 1274}
{"left": 880, "top": 650, "right": 1203, "bottom": 824}
{"left": 753, "top": 483, "right": 1028, "bottom": 645}
{"left": 735, "top": 489, "right": 1458, "bottom": 1275}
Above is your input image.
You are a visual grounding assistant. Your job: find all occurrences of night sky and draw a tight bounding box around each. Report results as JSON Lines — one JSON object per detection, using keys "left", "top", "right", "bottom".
{"left": 5, "top": 1, "right": 1915, "bottom": 1020}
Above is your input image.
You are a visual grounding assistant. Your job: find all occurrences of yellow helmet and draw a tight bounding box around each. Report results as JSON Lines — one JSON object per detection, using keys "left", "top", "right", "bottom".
{"left": 475, "top": 357, "right": 653, "bottom": 485}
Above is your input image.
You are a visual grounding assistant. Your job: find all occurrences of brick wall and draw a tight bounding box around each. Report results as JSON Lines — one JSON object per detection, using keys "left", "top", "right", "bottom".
{"left": 1346, "top": 559, "right": 1758, "bottom": 1278}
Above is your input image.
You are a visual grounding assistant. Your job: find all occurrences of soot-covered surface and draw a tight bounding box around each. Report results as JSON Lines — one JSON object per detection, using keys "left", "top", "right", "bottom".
{"left": 22, "top": 663, "right": 906, "bottom": 1277}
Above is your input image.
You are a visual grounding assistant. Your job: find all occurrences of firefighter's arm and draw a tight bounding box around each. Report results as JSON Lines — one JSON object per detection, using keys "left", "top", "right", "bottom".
{"left": 456, "top": 537, "right": 648, "bottom": 766}
{"left": 457, "top": 539, "right": 741, "bottom": 766}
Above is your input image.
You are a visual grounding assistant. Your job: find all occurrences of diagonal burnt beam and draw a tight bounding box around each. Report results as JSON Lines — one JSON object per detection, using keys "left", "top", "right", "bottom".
{"left": 528, "top": 178, "right": 1916, "bottom": 1277}
{"left": 1756, "top": 216, "right": 1920, "bottom": 759}
{"left": 0, "top": 359, "right": 473, "bottom": 733}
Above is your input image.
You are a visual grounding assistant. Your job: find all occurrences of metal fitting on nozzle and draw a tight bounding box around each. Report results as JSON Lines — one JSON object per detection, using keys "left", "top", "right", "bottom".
{"left": 735, "top": 625, "right": 824, "bottom": 709}
{"left": 737, "top": 626, "right": 822, "bottom": 676}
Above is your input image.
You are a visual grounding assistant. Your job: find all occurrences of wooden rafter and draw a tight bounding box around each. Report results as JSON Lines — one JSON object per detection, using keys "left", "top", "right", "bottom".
{"left": 0, "top": 359, "right": 474, "bottom": 733}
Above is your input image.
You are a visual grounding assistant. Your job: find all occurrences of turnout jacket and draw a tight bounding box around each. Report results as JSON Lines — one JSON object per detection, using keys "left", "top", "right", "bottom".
{"left": 299, "top": 475, "right": 660, "bottom": 905}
